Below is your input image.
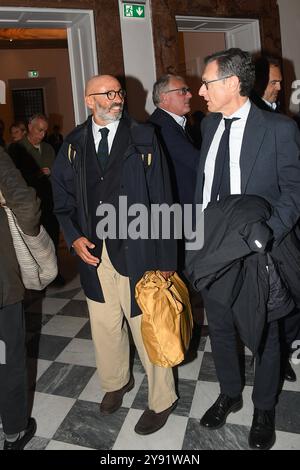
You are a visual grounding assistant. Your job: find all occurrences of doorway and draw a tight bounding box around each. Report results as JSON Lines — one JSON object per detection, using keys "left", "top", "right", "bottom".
{"left": 176, "top": 16, "right": 261, "bottom": 115}
{"left": 0, "top": 6, "right": 98, "bottom": 127}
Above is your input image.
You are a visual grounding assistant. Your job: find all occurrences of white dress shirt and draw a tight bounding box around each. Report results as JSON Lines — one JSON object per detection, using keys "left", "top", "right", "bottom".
{"left": 202, "top": 99, "right": 251, "bottom": 209}
{"left": 92, "top": 119, "right": 120, "bottom": 154}
{"left": 262, "top": 98, "right": 277, "bottom": 110}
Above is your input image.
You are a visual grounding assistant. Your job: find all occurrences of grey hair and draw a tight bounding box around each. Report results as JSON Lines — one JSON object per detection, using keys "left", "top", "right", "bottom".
{"left": 28, "top": 113, "right": 48, "bottom": 125}
{"left": 152, "top": 74, "right": 185, "bottom": 106}
{"left": 205, "top": 48, "right": 255, "bottom": 97}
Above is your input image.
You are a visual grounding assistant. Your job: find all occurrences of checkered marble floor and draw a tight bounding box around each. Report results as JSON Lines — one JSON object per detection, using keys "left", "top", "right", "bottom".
{"left": 1, "top": 272, "right": 300, "bottom": 451}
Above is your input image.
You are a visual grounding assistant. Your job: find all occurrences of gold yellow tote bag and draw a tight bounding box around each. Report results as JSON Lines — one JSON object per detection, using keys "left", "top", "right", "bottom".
{"left": 135, "top": 271, "right": 193, "bottom": 367}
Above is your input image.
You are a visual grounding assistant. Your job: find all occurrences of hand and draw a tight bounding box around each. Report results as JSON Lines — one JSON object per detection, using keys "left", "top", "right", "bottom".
{"left": 72, "top": 237, "right": 100, "bottom": 266}
{"left": 160, "top": 271, "right": 175, "bottom": 280}
{"left": 40, "top": 167, "right": 51, "bottom": 176}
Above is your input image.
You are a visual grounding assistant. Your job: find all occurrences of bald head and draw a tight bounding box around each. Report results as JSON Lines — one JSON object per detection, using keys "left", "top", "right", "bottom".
{"left": 85, "top": 75, "right": 125, "bottom": 125}
{"left": 85, "top": 75, "right": 121, "bottom": 97}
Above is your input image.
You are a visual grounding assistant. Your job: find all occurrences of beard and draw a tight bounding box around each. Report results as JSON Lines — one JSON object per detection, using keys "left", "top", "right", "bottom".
{"left": 95, "top": 101, "right": 123, "bottom": 123}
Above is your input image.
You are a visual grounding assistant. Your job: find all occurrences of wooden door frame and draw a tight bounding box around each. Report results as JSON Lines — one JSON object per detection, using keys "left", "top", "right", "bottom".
{"left": 0, "top": 0, "right": 125, "bottom": 77}
{"left": 150, "top": 0, "right": 282, "bottom": 77}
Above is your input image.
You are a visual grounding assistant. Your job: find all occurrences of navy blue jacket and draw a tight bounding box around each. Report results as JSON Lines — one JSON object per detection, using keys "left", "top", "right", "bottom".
{"left": 149, "top": 108, "right": 200, "bottom": 206}
{"left": 52, "top": 114, "right": 177, "bottom": 316}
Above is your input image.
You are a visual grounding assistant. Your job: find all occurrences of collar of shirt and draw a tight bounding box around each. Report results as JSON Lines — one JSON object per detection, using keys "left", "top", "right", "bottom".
{"left": 202, "top": 99, "right": 251, "bottom": 210}
{"left": 92, "top": 119, "right": 120, "bottom": 153}
{"left": 262, "top": 98, "right": 277, "bottom": 110}
{"left": 160, "top": 108, "right": 186, "bottom": 129}
{"left": 223, "top": 98, "right": 251, "bottom": 121}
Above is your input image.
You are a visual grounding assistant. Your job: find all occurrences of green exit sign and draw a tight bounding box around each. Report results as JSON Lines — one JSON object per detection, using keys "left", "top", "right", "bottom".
{"left": 28, "top": 70, "right": 39, "bottom": 78}
{"left": 123, "top": 3, "right": 145, "bottom": 18}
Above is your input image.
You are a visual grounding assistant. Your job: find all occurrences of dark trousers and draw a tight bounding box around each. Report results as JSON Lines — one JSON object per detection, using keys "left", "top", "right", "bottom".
{"left": 281, "top": 308, "right": 300, "bottom": 349}
{"left": 0, "top": 302, "right": 28, "bottom": 434}
{"left": 202, "top": 292, "right": 280, "bottom": 410}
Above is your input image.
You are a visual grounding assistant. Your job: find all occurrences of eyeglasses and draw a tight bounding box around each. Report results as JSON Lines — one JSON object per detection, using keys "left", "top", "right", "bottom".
{"left": 88, "top": 89, "right": 126, "bottom": 100}
{"left": 164, "top": 87, "right": 191, "bottom": 96}
{"left": 200, "top": 75, "right": 234, "bottom": 90}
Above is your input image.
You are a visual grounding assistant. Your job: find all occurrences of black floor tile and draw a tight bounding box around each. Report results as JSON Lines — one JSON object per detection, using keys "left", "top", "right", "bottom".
{"left": 53, "top": 400, "right": 129, "bottom": 449}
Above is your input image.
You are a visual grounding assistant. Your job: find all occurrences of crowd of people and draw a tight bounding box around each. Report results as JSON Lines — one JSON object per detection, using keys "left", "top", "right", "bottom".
{"left": 1, "top": 48, "right": 300, "bottom": 451}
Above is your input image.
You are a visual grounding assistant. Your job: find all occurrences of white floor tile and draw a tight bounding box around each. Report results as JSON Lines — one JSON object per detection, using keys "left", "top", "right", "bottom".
{"left": 41, "top": 315, "right": 88, "bottom": 338}
{"left": 190, "top": 381, "right": 254, "bottom": 427}
{"left": 204, "top": 337, "right": 212, "bottom": 353}
{"left": 79, "top": 371, "right": 144, "bottom": 409}
{"left": 271, "top": 430, "right": 300, "bottom": 450}
{"left": 282, "top": 361, "right": 300, "bottom": 392}
{"left": 27, "top": 358, "right": 52, "bottom": 380}
{"left": 78, "top": 371, "right": 104, "bottom": 403}
{"left": 31, "top": 392, "right": 75, "bottom": 438}
{"left": 190, "top": 381, "right": 220, "bottom": 419}
{"left": 226, "top": 386, "right": 254, "bottom": 427}
{"left": 113, "top": 409, "right": 188, "bottom": 450}
{"left": 46, "top": 440, "right": 93, "bottom": 450}
{"left": 178, "top": 352, "right": 204, "bottom": 380}
{"left": 55, "top": 338, "right": 96, "bottom": 367}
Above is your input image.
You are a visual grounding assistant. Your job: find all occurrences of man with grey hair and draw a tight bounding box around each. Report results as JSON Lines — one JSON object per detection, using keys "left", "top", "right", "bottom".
{"left": 149, "top": 74, "right": 200, "bottom": 271}
{"left": 8, "top": 114, "right": 62, "bottom": 283}
{"left": 192, "top": 47, "right": 300, "bottom": 450}
{"left": 149, "top": 74, "right": 200, "bottom": 208}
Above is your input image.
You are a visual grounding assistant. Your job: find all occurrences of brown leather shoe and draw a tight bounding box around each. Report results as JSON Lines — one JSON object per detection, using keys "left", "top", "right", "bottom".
{"left": 100, "top": 376, "right": 134, "bottom": 415}
{"left": 134, "top": 401, "right": 177, "bottom": 435}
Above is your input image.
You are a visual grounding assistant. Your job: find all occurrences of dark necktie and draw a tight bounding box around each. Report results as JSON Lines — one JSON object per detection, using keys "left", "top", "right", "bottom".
{"left": 210, "top": 117, "right": 240, "bottom": 202}
{"left": 97, "top": 127, "right": 109, "bottom": 170}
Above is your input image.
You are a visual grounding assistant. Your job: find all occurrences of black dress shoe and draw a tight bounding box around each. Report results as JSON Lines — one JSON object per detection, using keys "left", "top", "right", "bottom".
{"left": 200, "top": 393, "right": 243, "bottom": 429}
{"left": 284, "top": 361, "right": 297, "bottom": 382}
{"left": 3, "top": 418, "right": 37, "bottom": 450}
{"left": 249, "top": 408, "right": 276, "bottom": 450}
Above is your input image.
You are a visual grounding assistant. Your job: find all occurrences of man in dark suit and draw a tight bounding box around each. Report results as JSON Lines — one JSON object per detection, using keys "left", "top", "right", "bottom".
{"left": 194, "top": 48, "right": 300, "bottom": 450}
{"left": 52, "top": 75, "right": 178, "bottom": 435}
{"left": 149, "top": 74, "right": 200, "bottom": 207}
{"left": 149, "top": 75, "right": 201, "bottom": 273}
{"left": 250, "top": 55, "right": 282, "bottom": 112}
{"left": 251, "top": 56, "right": 299, "bottom": 383}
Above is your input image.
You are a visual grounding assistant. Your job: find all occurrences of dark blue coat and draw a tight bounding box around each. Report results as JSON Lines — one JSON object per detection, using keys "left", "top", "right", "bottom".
{"left": 149, "top": 108, "right": 200, "bottom": 206}
{"left": 52, "top": 114, "right": 177, "bottom": 316}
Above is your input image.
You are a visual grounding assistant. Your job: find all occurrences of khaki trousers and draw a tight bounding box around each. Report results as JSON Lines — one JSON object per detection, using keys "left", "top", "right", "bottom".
{"left": 86, "top": 242, "right": 177, "bottom": 413}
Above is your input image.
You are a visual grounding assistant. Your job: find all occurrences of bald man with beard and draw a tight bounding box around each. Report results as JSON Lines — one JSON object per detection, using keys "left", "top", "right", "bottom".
{"left": 52, "top": 75, "right": 178, "bottom": 435}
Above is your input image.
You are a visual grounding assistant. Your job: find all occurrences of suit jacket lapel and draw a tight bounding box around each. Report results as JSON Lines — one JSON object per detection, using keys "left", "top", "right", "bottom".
{"left": 240, "top": 104, "right": 267, "bottom": 193}
{"left": 107, "top": 119, "right": 131, "bottom": 167}
{"left": 196, "top": 114, "right": 221, "bottom": 198}
{"left": 155, "top": 108, "right": 188, "bottom": 138}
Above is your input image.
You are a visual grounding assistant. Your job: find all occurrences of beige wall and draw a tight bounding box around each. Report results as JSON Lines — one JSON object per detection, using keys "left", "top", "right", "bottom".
{"left": 277, "top": 0, "right": 300, "bottom": 114}
{"left": 0, "top": 48, "right": 75, "bottom": 141}
{"left": 179, "top": 31, "right": 226, "bottom": 114}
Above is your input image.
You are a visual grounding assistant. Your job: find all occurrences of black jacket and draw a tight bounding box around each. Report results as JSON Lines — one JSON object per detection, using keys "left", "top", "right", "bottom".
{"left": 0, "top": 148, "right": 40, "bottom": 307}
{"left": 186, "top": 195, "right": 297, "bottom": 354}
{"left": 195, "top": 104, "right": 300, "bottom": 244}
{"left": 52, "top": 114, "right": 177, "bottom": 316}
{"left": 149, "top": 108, "right": 200, "bottom": 206}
